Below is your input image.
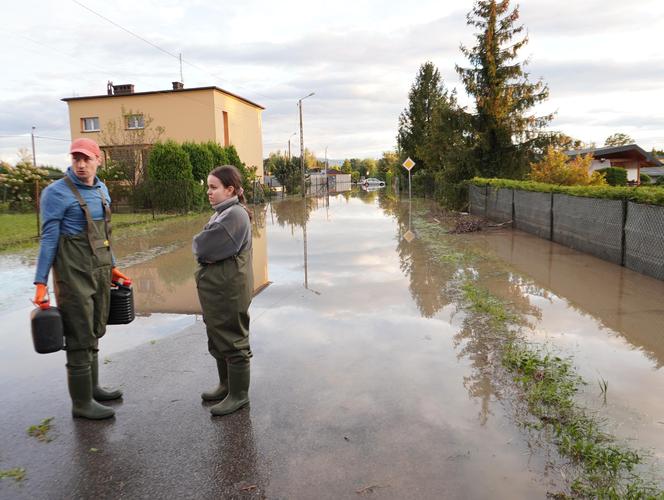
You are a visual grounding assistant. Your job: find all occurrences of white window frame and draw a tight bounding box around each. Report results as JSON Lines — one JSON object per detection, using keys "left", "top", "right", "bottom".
{"left": 126, "top": 114, "right": 145, "bottom": 130}
{"left": 81, "top": 117, "right": 100, "bottom": 132}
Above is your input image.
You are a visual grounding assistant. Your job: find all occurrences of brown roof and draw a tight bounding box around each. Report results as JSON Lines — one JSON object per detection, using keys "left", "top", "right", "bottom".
{"left": 62, "top": 86, "right": 264, "bottom": 110}
{"left": 565, "top": 144, "right": 662, "bottom": 167}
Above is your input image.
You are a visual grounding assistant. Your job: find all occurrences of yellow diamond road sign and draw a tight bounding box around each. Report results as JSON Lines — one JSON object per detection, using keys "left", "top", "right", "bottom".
{"left": 403, "top": 230, "right": 415, "bottom": 243}
{"left": 402, "top": 157, "right": 415, "bottom": 171}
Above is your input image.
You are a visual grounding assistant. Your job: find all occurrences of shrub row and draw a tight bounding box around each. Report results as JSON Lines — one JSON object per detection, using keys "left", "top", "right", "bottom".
{"left": 470, "top": 177, "right": 664, "bottom": 207}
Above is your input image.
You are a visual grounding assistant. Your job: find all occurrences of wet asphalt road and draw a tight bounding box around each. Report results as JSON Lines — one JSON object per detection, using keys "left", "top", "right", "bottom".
{"left": 0, "top": 316, "right": 542, "bottom": 500}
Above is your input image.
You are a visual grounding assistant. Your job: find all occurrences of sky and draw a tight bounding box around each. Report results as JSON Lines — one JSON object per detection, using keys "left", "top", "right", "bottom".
{"left": 1, "top": 0, "right": 663, "bottom": 168}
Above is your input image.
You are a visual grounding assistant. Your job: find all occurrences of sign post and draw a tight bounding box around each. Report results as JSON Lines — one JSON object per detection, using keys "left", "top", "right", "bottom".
{"left": 402, "top": 157, "right": 416, "bottom": 242}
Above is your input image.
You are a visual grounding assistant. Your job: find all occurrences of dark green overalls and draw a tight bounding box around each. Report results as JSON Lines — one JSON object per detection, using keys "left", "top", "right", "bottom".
{"left": 54, "top": 176, "right": 113, "bottom": 363}
{"left": 195, "top": 248, "right": 254, "bottom": 363}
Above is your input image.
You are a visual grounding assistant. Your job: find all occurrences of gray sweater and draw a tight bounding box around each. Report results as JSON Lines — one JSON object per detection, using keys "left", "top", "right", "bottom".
{"left": 192, "top": 197, "right": 252, "bottom": 264}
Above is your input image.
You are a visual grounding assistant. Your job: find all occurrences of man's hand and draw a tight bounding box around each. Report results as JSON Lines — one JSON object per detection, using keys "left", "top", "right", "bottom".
{"left": 111, "top": 267, "right": 132, "bottom": 287}
{"left": 33, "top": 283, "right": 50, "bottom": 310}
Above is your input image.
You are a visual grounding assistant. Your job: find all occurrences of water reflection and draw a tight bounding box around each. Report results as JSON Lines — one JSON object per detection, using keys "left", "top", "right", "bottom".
{"left": 471, "top": 228, "right": 664, "bottom": 367}
{"left": 118, "top": 208, "right": 270, "bottom": 314}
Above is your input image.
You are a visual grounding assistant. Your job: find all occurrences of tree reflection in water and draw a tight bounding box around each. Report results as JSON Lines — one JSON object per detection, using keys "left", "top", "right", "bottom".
{"left": 379, "top": 193, "right": 550, "bottom": 425}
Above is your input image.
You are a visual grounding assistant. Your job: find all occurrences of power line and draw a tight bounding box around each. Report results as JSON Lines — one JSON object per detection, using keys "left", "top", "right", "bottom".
{"left": 71, "top": 0, "right": 273, "bottom": 103}
{"left": 35, "top": 135, "right": 70, "bottom": 142}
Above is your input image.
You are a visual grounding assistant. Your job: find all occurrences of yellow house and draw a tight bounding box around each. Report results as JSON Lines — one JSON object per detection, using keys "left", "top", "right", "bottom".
{"left": 62, "top": 82, "right": 265, "bottom": 177}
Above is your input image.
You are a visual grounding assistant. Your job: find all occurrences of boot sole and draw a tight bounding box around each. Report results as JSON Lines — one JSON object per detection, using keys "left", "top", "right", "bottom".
{"left": 201, "top": 393, "right": 228, "bottom": 402}
{"left": 73, "top": 411, "right": 115, "bottom": 420}
{"left": 210, "top": 400, "right": 249, "bottom": 416}
{"left": 94, "top": 393, "right": 123, "bottom": 402}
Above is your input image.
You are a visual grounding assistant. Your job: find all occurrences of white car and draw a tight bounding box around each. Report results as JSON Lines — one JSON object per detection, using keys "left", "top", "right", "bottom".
{"left": 361, "top": 177, "right": 386, "bottom": 187}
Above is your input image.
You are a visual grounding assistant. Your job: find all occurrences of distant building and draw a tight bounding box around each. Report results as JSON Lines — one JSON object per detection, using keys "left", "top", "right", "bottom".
{"left": 565, "top": 144, "right": 662, "bottom": 184}
{"left": 62, "top": 82, "right": 265, "bottom": 177}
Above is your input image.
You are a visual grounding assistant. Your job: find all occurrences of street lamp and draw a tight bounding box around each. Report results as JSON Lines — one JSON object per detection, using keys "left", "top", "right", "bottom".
{"left": 298, "top": 92, "right": 315, "bottom": 197}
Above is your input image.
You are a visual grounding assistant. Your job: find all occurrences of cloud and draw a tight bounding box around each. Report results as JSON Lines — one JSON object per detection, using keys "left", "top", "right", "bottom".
{"left": 532, "top": 59, "right": 664, "bottom": 96}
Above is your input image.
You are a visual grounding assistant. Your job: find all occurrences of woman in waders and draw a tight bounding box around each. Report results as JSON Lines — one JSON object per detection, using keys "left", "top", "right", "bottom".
{"left": 33, "top": 138, "right": 131, "bottom": 420}
{"left": 193, "top": 165, "right": 253, "bottom": 416}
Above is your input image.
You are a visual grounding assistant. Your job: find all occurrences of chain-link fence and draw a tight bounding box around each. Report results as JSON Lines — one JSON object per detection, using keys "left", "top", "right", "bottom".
{"left": 513, "top": 190, "right": 552, "bottom": 240}
{"left": 624, "top": 202, "right": 664, "bottom": 280}
{"left": 552, "top": 194, "right": 624, "bottom": 265}
{"left": 476, "top": 186, "right": 664, "bottom": 281}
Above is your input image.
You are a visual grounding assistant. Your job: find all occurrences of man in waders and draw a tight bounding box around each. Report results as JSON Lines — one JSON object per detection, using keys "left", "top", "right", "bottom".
{"left": 33, "top": 138, "right": 131, "bottom": 420}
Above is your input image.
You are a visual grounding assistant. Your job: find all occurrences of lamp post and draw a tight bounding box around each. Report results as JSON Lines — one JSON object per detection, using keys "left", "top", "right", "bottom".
{"left": 298, "top": 92, "right": 315, "bottom": 197}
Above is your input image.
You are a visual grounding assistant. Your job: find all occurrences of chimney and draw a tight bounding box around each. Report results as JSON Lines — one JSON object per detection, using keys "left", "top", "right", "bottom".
{"left": 112, "top": 84, "right": 135, "bottom": 95}
{"left": 107, "top": 81, "right": 114, "bottom": 95}
{"left": 172, "top": 81, "right": 184, "bottom": 90}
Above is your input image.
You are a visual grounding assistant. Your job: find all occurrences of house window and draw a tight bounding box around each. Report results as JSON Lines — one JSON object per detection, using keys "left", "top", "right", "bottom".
{"left": 81, "top": 117, "right": 100, "bottom": 132}
{"left": 126, "top": 114, "right": 145, "bottom": 130}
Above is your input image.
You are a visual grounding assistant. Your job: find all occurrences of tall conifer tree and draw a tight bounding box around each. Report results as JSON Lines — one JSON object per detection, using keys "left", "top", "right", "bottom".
{"left": 456, "top": 0, "right": 552, "bottom": 179}
{"left": 397, "top": 62, "right": 443, "bottom": 169}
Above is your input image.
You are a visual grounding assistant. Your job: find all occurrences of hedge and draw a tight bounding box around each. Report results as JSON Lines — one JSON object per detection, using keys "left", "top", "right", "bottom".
{"left": 471, "top": 177, "right": 664, "bottom": 207}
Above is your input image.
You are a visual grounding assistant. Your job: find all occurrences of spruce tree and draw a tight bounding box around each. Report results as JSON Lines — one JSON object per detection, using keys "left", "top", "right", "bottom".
{"left": 456, "top": 0, "right": 552, "bottom": 179}
{"left": 397, "top": 62, "right": 443, "bottom": 169}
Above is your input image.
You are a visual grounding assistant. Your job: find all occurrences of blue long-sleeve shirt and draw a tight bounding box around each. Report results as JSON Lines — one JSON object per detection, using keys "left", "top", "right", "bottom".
{"left": 34, "top": 167, "right": 114, "bottom": 284}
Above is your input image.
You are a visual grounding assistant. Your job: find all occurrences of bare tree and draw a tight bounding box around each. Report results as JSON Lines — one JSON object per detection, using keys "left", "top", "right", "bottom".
{"left": 99, "top": 106, "right": 165, "bottom": 188}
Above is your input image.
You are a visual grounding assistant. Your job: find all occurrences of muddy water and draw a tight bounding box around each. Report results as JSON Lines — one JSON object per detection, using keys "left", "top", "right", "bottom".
{"left": 2, "top": 190, "right": 663, "bottom": 496}
{"left": 458, "top": 225, "right": 664, "bottom": 471}
{"left": 114, "top": 209, "right": 269, "bottom": 314}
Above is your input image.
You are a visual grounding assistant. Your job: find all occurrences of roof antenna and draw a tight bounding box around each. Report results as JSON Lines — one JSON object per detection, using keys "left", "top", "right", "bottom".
{"left": 179, "top": 53, "right": 183, "bottom": 84}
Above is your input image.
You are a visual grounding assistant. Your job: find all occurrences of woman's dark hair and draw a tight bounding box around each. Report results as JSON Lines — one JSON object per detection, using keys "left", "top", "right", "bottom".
{"left": 209, "top": 165, "right": 252, "bottom": 220}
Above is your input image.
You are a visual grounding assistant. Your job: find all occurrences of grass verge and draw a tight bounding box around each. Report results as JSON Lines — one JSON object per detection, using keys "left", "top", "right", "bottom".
{"left": 0, "top": 212, "right": 196, "bottom": 251}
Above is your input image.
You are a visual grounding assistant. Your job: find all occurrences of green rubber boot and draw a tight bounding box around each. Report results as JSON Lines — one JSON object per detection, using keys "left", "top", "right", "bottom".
{"left": 92, "top": 352, "right": 123, "bottom": 401}
{"left": 67, "top": 365, "right": 115, "bottom": 420}
{"left": 201, "top": 358, "right": 229, "bottom": 401}
{"left": 210, "top": 359, "right": 250, "bottom": 416}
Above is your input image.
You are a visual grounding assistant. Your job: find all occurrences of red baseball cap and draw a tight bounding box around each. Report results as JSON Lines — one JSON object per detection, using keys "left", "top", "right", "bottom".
{"left": 70, "top": 138, "right": 101, "bottom": 159}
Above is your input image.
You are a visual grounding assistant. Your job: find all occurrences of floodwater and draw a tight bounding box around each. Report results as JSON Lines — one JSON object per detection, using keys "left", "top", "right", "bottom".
{"left": 1, "top": 189, "right": 663, "bottom": 498}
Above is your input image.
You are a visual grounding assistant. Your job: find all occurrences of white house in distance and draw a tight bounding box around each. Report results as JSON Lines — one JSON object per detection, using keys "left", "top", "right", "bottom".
{"left": 565, "top": 144, "right": 662, "bottom": 184}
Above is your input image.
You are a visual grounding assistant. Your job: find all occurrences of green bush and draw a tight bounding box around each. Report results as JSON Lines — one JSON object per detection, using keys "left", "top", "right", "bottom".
{"left": 434, "top": 171, "right": 469, "bottom": 210}
{"left": 412, "top": 169, "right": 435, "bottom": 197}
{"left": 639, "top": 173, "right": 652, "bottom": 184}
{"left": 656, "top": 176, "right": 664, "bottom": 186}
{"left": 596, "top": 167, "right": 628, "bottom": 186}
{"left": 146, "top": 141, "right": 195, "bottom": 212}
{"left": 147, "top": 141, "right": 193, "bottom": 181}
{"left": 205, "top": 141, "right": 229, "bottom": 167}
{"left": 471, "top": 177, "right": 664, "bottom": 207}
{"left": 182, "top": 142, "right": 214, "bottom": 182}
{"left": 385, "top": 170, "right": 393, "bottom": 188}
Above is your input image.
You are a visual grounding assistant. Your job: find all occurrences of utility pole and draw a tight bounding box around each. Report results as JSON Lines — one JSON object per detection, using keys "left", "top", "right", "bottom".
{"left": 31, "top": 126, "right": 40, "bottom": 237}
{"left": 31, "top": 126, "right": 37, "bottom": 168}
{"left": 298, "top": 92, "right": 314, "bottom": 198}
{"left": 179, "top": 53, "right": 184, "bottom": 83}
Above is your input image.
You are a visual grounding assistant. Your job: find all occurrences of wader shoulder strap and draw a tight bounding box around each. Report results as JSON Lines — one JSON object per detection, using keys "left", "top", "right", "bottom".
{"left": 63, "top": 176, "right": 109, "bottom": 256}
{"left": 98, "top": 188, "right": 112, "bottom": 241}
